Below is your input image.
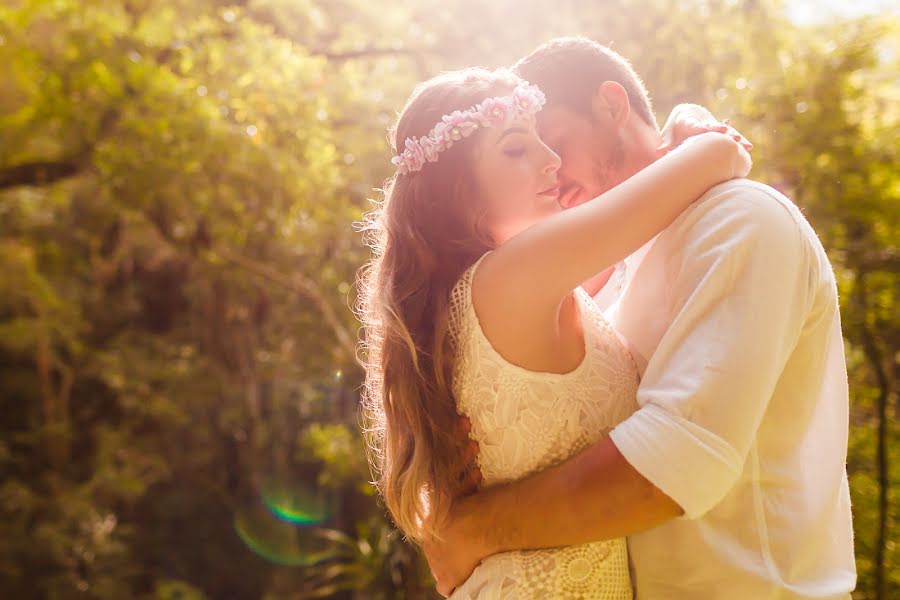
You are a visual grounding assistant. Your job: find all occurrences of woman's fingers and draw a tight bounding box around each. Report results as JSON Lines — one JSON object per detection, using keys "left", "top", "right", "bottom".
{"left": 458, "top": 465, "right": 482, "bottom": 497}
{"left": 455, "top": 440, "right": 479, "bottom": 476}
{"left": 452, "top": 415, "right": 482, "bottom": 497}
{"left": 702, "top": 121, "right": 729, "bottom": 134}
{"left": 659, "top": 117, "right": 753, "bottom": 155}
{"left": 457, "top": 440, "right": 482, "bottom": 494}
{"left": 466, "top": 438, "right": 479, "bottom": 461}
{"left": 694, "top": 122, "right": 753, "bottom": 152}
{"left": 724, "top": 125, "right": 753, "bottom": 151}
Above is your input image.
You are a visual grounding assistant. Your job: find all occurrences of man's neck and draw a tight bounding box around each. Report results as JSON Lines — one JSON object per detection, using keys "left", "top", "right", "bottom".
{"left": 621, "top": 117, "right": 662, "bottom": 177}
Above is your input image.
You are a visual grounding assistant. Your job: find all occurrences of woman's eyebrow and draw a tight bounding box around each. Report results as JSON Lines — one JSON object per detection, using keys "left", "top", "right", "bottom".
{"left": 495, "top": 127, "right": 529, "bottom": 144}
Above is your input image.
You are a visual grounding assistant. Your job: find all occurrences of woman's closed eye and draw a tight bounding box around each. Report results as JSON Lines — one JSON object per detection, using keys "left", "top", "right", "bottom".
{"left": 503, "top": 147, "right": 527, "bottom": 158}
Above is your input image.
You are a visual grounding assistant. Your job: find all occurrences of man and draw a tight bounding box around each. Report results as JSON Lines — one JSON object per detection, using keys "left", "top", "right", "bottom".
{"left": 424, "top": 37, "right": 856, "bottom": 599}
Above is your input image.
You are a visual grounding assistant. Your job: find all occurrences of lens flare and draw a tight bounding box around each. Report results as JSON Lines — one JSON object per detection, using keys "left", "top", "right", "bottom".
{"left": 260, "top": 479, "right": 330, "bottom": 525}
{"left": 234, "top": 499, "right": 334, "bottom": 567}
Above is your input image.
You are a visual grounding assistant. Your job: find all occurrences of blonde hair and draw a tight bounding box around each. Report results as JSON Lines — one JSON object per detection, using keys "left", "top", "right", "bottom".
{"left": 357, "top": 68, "right": 519, "bottom": 541}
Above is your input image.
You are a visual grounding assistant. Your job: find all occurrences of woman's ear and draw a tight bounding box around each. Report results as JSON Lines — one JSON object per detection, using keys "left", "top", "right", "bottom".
{"left": 591, "top": 81, "right": 631, "bottom": 128}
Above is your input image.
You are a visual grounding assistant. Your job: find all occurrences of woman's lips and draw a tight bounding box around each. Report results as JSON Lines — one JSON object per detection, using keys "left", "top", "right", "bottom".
{"left": 538, "top": 185, "right": 560, "bottom": 198}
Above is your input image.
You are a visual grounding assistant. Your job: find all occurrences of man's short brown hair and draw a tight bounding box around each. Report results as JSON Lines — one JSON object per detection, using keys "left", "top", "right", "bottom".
{"left": 513, "top": 37, "right": 656, "bottom": 127}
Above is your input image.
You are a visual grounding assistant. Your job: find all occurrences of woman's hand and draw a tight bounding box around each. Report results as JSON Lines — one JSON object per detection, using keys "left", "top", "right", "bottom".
{"left": 659, "top": 103, "right": 752, "bottom": 156}
{"left": 675, "top": 131, "right": 753, "bottom": 182}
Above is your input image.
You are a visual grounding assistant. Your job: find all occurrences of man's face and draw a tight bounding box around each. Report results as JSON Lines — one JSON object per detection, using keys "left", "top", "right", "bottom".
{"left": 537, "top": 104, "right": 630, "bottom": 209}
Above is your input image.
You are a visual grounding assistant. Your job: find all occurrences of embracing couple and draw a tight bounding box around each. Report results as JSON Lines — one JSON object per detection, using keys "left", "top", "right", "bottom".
{"left": 357, "top": 37, "right": 856, "bottom": 599}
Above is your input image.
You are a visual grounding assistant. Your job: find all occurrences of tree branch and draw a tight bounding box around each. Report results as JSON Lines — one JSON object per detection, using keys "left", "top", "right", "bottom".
{"left": 0, "top": 160, "right": 85, "bottom": 190}
{"left": 313, "top": 46, "right": 422, "bottom": 61}
{"left": 210, "top": 247, "right": 360, "bottom": 370}
{"left": 852, "top": 248, "right": 899, "bottom": 273}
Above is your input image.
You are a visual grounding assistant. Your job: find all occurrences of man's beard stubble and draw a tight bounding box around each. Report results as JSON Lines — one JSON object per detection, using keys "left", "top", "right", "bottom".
{"left": 591, "top": 132, "right": 626, "bottom": 193}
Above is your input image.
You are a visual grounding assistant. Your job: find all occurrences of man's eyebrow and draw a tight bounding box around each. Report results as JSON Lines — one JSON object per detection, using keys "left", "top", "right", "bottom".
{"left": 495, "top": 127, "right": 529, "bottom": 144}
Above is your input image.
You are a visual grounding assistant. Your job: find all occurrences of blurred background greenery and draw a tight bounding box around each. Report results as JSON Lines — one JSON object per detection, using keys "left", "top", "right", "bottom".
{"left": 0, "top": 0, "right": 896, "bottom": 598}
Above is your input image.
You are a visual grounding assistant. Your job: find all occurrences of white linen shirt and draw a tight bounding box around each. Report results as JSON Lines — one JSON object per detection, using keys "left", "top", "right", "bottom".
{"left": 604, "top": 180, "right": 856, "bottom": 599}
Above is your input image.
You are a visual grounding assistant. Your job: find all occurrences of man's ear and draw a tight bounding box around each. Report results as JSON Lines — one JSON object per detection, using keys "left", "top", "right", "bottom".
{"left": 591, "top": 81, "right": 631, "bottom": 128}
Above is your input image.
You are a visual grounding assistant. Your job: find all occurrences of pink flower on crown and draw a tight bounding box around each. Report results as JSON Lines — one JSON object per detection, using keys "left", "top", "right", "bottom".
{"left": 391, "top": 153, "right": 410, "bottom": 175}
{"left": 479, "top": 97, "right": 511, "bottom": 127}
{"left": 512, "top": 83, "right": 545, "bottom": 116}
{"left": 430, "top": 121, "right": 452, "bottom": 145}
{"left": 391, "top": 154, "right": 409, "bottom": 175}
{"left": 419, "top": 135, "right": 441, "bottom": 162}
{"left": 443, "top": 110, "right": 468, "bottom": 127}
{"left": 402, "top": 137, "right": 426, "bottom": 172}
{"left": 442, "top": 110, "right": 480, "bottom": 141}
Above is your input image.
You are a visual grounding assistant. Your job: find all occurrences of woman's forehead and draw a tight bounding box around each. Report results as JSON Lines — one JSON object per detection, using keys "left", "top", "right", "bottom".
{"left": 484, "top": 115, "right": 538, "bottom": 142}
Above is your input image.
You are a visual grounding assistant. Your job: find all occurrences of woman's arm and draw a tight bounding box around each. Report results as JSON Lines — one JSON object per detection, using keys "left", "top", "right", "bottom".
{"left": 477, "top": 132, "right": 750, "bottom": 321}
{"left": 580, "top": 265, "right": 617, "bottom": 297}
{"left": 579, "top": 107, "right": 750, "bottom": 299}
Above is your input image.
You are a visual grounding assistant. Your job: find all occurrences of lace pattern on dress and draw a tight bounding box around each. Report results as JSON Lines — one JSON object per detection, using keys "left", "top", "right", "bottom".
{"left": 447, "top": 256, "right": 640, "bottom": 599}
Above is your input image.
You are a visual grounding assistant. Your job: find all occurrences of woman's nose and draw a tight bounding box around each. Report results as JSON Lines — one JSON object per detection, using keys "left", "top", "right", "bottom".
{"left": 543, "top": 148, "right": 562, "bottom": 174}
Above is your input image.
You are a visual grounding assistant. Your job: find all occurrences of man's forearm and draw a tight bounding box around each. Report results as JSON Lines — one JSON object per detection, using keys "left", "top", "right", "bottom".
{"left": 458, "top": 436, "right": 683, "bottom": 558}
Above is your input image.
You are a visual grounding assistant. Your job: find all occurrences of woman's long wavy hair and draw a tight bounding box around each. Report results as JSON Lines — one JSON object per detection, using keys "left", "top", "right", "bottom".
{"left": 357, "top": 68, "right": 520, "bottom": 542}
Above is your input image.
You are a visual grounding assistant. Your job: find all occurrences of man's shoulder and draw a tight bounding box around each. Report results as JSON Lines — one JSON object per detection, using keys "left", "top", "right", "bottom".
{"left": 664, "top": 179, "right": 807, "bottom": 244}
{"left": 694, "top": 179, "right": 799, "bottom": 222}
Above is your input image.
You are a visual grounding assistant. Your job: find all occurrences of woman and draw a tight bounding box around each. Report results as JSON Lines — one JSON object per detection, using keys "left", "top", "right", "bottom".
{"left": 357, "top": 67, "right": 751, "bottom": 598}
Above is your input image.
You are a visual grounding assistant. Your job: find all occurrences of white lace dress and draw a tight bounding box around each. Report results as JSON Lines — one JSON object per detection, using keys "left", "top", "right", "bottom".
{"left": 447, "top": 258, "right": 640, "bottom": 599}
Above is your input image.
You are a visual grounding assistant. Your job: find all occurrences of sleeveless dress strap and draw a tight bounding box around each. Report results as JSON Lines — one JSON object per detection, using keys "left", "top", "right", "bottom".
{"left": 448, "top": 252, "right": 491, "bottom": 346}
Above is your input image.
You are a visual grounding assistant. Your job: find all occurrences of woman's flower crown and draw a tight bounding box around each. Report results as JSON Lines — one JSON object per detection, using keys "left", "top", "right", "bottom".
{"left": 391, "top": 81, "right": 546, "bottom": 175}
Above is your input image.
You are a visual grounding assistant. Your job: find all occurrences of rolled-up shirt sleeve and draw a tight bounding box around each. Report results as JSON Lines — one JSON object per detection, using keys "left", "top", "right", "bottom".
{"left": 609, "top": 185, "right": 811, "bottom": 519}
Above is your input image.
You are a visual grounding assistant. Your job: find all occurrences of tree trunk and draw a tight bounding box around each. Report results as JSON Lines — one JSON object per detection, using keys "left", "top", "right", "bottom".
{"left": 855, "top": 270, "right": 891, "bottom": 600}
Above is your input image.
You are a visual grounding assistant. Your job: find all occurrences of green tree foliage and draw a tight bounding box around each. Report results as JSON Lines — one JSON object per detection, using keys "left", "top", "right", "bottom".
{"left": 0, "top": 1, "right": 896, "bottom": 598}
